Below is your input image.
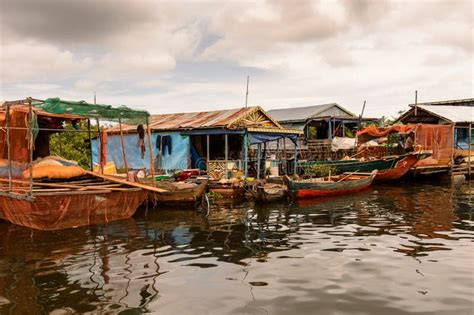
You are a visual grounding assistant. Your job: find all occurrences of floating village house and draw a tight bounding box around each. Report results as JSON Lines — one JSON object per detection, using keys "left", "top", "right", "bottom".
{"left": 396, "top": 98, "right": 473, "bottom": 176}
{"left": 98, "top": 106, "right": 302, "bottom": 179}
{"left": 267, "top": 103, "right": 378, "bottom": 160}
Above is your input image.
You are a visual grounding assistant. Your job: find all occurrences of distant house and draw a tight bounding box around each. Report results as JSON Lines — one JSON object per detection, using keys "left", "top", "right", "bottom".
{"left": 396, "top": 98, "right": 473, "bottom": 150}
{"left": 268, "top": 103, "right": 377, "bottom": 141}
{"left": 268, "top": 103, "right": 378, "bottom": 160}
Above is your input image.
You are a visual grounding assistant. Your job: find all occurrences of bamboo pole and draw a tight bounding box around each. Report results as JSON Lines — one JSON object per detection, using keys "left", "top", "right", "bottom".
{"left": 28, "top": 99, "right": 33, "bottom": 196}
{"left": 6, "top": 104, "right": 11, "bottom": 192}
{"left": 146, "top": 120, "right": 155, "bottom": 181}
{"left": 87, "top": 119, "right": 93, "bottom": 171}
{"left": 118, "top": 118, "right": 129, "bottom": 174}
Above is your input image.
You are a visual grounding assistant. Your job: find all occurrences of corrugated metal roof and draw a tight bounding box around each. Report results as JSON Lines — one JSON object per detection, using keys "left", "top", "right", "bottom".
{"left": 416, "top": 105, "right": 473, "bottom": 123}
{"left": 409, "top": 98, "right": 474, "bottom": 107}
{"left": 267, "top": 103, "right": 357, "bottom": 122}
{"left": 108, "top": 106, "right": 288, "bottom": 133}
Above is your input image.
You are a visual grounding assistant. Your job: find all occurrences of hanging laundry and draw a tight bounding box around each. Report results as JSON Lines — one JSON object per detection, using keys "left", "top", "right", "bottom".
{"left": 136, "top": 124, "right": 146, "bottom": 159}
{"left": 156, "top": 135, "right": 172, "bottom": 155}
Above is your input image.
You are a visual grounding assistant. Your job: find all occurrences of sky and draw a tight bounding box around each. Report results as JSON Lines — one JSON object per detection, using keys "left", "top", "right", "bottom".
{"left": 0, "top": 0, "right": 472, "bottom": 119}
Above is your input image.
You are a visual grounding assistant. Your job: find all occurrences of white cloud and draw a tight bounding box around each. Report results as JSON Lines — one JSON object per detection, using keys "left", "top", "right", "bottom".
{"left": 0, "top": 40, "right": 93, "bottom": 83}
{"left": 0, "top": 0, "right": 472, "bottom": 119}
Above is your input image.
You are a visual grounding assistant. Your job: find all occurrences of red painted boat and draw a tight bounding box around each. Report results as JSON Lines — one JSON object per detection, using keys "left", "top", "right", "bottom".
{"left": 374, "top": 153, "right": 419, "bottom": 181}
{"left": 287, "top": 170, "right": 377, "bottom": 199}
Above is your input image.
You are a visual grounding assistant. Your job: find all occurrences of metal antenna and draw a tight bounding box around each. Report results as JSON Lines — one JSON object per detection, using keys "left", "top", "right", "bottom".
{"left": 245, "top": 75, "right": 249, "bottom": 108}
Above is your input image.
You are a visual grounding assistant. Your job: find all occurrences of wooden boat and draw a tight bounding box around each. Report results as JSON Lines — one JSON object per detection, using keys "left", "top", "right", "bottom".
{"left": 0, "top": 175, "right": 148, "bottom": 231}
{"left": 299, "top": 151, "right": 431, "bottom": 181}
{"left": 287, "top": 170, "right": 377, "bottom": 199}
{"left": 208, "top": 180, "right": 245, "bottom": 199}
{"left": 0, "top": 98, "right": 161, "bottom": 231}
{"left": 253, "top": 183, "right": 288, "bottom": 202}
{"left": 145, "top": 179, "right": 207, "bottom": 206}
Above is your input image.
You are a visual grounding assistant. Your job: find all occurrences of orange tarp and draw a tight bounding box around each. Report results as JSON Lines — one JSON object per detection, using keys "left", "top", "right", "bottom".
{"left": 357, "top": 125, "right": 417, "bottom": 137}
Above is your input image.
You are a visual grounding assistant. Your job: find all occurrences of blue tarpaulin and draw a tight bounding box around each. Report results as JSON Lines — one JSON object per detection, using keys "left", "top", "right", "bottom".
{"left": 92, "top": 132, "right": 190, "bottom": 171}
{"left": 249, "top": 133, "right": 298, "bottom": 145}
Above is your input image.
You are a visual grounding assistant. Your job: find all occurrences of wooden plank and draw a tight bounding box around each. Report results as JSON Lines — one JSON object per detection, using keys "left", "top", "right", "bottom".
{"left": 0, "top": 178, "right": 130, "bottom": 192}
{"left": 84, "top": 170, "right": 168, "bottom": 192}
{"left": 0, "top": 191, "right": 35, "bottom": 202}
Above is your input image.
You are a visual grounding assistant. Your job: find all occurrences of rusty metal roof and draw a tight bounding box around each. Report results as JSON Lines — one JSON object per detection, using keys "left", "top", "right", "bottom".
{"left": 108, "top": 106, "right": 291, "bottom": 133}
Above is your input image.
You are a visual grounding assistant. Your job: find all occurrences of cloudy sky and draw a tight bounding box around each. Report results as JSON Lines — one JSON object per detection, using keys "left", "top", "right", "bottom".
{"left": 0, "top": 0, "right": 472, "bottom": 118}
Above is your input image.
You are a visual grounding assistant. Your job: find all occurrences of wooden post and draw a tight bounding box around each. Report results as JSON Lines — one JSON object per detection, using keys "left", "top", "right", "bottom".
{"left": 283, "top": 136, "right": 287, "bottom": 175}
{"left": 206, "top": 134, "right": 210, "bottom": 172}
{"left": 414, "top": 90, "right": 418, "bottom": 116}
{"left": 118, "top": 118, "right": 129, "bottom": 174}
{"left": 6, "top": 104, "right": 11, "bottom": 192}
{"left": 87, "top": 119, "right": 93, "bottom": 171}
{"left": 96, "top": 118, "right": 101, "bottom": 174}
{"left": 58, "top": 132, "right": 63, "bottom": 156}
{"left": 256, "top": 143, "right": 261, "bottom": 180}
{"left": 328, "top": 118, "right": 332, "bottom": 142}
{"left": 263, "top": 142, "right": 267, "bottom": 177}
{"left": 243, "top": 133, "right": 248, "bottom": 177}
{"left": 146, "top": 120, "right": 154, "bottom": 179}
{"left": 224, "top": 134, "right": 228, "bottom": 178}
{"left": 294, "top": 140, "right": 298, "bottom": 175}
{"left": 469, "top": 123, "right": 472, "bottom": 178}
{"left": 28, "top": 99, "right": 34, "bottom": 196}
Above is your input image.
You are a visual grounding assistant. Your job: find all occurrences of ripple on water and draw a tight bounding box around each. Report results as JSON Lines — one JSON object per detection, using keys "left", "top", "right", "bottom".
{"left": 0, "top": 180, "right": 472, "bottom": 314}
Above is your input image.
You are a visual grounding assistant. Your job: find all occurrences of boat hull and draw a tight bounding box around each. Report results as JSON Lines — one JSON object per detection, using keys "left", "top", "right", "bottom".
{"left": 288, "top": 172, "right": 376, "bottom": 199}
{"left": 148, "top": 180, "right": 207, "bottom": 206}
{"left": 0, "top": 189, "right": 147, "bottom": 231}
{"left": 254, "top": 185, "right": 287, "bottom": 203}
{"left": 299, "top": 152, "right": 426, "bottom": 181}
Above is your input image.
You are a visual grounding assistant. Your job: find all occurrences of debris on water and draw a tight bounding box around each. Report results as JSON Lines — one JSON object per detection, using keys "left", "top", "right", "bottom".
{"left": 249, "top": 281, "right": 268, "bottom": 287}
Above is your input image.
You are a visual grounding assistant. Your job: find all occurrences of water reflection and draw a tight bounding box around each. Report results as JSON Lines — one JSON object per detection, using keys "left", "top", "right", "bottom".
{"left": 0, "top": 180, "right": 472, "bottom": 314}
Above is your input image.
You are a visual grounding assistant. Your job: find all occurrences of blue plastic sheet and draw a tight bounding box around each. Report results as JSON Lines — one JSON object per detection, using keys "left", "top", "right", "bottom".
{"left": 92, "top": 132, "right": 190, "bottom": 171}
{"left": 249, "top": 132, "right": 298, "bottom": 145}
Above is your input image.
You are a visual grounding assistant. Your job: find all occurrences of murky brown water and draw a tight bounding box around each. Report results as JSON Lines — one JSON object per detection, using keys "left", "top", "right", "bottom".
{"left": 0, "top": 179, "right": 473, "bottom": 314}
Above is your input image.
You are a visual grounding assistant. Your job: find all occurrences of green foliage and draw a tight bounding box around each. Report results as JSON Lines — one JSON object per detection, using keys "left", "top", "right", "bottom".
{"left": 49, "top": 121, "right": 91, "bottom": 169}
{"left": 206, "top": 191, "right": 223, "bottom": 203}
{"left": 303, "top": 163, "right": 337, "bottom": 177}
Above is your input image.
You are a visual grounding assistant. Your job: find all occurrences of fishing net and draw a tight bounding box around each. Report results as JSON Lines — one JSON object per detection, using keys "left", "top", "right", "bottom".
{"left": 35, "top": 98, "right": 150, "bottom": 124}
{"left": 0, "top": 189, "right": 147, "bottom": 230}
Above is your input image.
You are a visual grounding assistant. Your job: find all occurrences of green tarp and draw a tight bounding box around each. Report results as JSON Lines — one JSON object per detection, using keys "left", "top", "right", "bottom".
{"left": 35, "top": 98, "right": 150, "bottom": 124}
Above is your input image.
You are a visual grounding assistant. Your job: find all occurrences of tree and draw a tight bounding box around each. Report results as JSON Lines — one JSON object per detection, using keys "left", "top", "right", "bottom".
{"left": 49, "top": 121, "right": 92, "bottom": 169}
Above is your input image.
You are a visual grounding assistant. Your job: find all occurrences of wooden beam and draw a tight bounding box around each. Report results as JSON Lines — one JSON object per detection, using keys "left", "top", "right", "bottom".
{"left": 84, "top": 170, "right": 168, "bottom": 192}
{"left": 0, "top": 178, "right": 131, "bottom": 192}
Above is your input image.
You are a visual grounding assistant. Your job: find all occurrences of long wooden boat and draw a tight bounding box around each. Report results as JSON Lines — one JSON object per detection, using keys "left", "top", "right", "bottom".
{"left": 287, "top": 170, "right": 377, "bottom": 199}
{"left": 298, "top": 151, "right": 431, "bottom": 181}
{"left": 145, "top": 179, "right": 207, "bottom": 206}
{"left": 0, "top": 175, "right": 148, "bottom": 231}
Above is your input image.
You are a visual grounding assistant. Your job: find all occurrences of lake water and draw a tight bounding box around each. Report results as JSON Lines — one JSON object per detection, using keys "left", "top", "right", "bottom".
{"left": 0, "top": 179, "right": 472, "bottom": 314}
